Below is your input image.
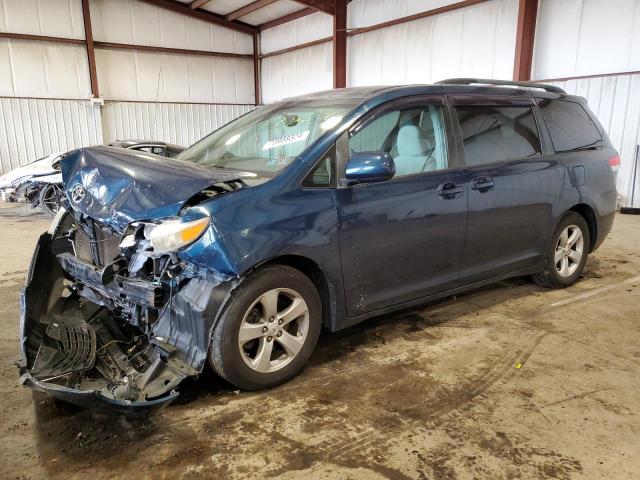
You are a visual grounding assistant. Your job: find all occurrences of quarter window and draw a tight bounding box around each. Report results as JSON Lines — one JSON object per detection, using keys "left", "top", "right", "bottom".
{"left": 349, "top": 105, "right": 449, "bottom": 178}
{"left": 538, "top": 99, "right": 602, "bottom": 153}
{"left": 302, "top": 146, "right": 336, "bottom": 188}
{"left": 455, "top": 106, "right": 541, "bottom": 166}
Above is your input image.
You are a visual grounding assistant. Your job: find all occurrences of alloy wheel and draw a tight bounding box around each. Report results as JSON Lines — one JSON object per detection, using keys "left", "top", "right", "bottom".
{"left": 554, "top": 224, "right": 584, "bottom": 278}
{"left": 40, "top": 184, "right": 62, "bottom": 216}
{"left": 238, "top": 288, "right": 309, "bottom": 373}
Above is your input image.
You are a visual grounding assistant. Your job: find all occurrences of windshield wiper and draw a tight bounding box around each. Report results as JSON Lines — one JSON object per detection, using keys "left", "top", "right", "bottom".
{"left": 557, "top": 140, "right": 603, "bottom": 153}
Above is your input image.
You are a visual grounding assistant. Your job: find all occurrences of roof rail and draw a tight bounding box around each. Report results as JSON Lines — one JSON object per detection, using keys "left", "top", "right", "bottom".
{"left": 436, "top": 78, "right": 566, "bottom": 94}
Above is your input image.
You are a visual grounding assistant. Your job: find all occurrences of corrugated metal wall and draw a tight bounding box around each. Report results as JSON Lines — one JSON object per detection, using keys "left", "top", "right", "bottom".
{"left": 260, "top": 12, "right": 333, "bottom": 104}
{"left": 0, "top": 0, "right": 86, "bottom": 39}
{"left": 261, "top": 42, "right": 333, "bottom": 104}
{"left": 101, "top": 101, "right": 254, "bottom": 147}
{"left": 91, "top": 0, "right": 255, "bottom": 104}
{"left": 261, "top": 11, "right": 332, "bottom": 53}
{"left": 534, "top": 0, "right": 640, "bottom": 207}
{"left": 533, "top": 0, "right": 640, "bottom": 81}
{"left": 0, "top": 0, "right": 256, "bottom": 174}
{"left": 90, "top": 0, "right": 253, "bottom": 54}
{"left": 260, "top": 0, "right": 519, "bottom": 103}
{"left": 0, "top": 97, "right": 103, "bottom": 172}
{"left": 95, "top": 49, "right": 255, "bottom": 104}
{"left": 0, "top": 40, "right": 92, "bottom": 99}
{"left": 348, "top": 0, "right": 518, "bottom": 86}
{"left": 347, "top": 0, "right": 640, "bottom": 85}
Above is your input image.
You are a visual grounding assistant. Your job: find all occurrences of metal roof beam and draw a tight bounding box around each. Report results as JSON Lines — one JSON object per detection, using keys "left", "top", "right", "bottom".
{"left": 291, "top": 0, "right": 335, "bottom": 15}
{"left": 139, "top": 0, "right": 257, "bottom": 34}
{"left": 189, "top": 0, "right": 211, "bottom": 8}
{"left": 258, "top": 7, "right": 315, "bottom": 30}
{"left": 227, "top": 0, "right": 279, "bottom": 21}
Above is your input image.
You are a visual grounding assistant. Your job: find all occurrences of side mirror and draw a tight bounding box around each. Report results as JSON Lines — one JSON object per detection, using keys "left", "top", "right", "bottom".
{"left": 345, "top": 151, "right": 395, "bottom": 184}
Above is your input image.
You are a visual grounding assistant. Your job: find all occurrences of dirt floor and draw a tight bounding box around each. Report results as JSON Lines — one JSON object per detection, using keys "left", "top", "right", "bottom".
{"left": 0, "top": 202, "right": 639, "bottom": 480}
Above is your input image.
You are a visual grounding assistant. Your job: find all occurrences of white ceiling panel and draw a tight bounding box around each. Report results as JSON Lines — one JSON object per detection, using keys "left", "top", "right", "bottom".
{"left": 171, "top": 0, "right": 307, "bottom": 27}
{"left": 200, "top": 0, "right": 257, "bottom": 16}
{"left": 237, "top": 1, "right": 304, "bottom": 25}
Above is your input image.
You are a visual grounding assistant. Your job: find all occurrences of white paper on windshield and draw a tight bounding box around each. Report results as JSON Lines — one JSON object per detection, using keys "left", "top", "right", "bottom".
{"left": 262, "top": 131, "right": 310, "bottom": 151}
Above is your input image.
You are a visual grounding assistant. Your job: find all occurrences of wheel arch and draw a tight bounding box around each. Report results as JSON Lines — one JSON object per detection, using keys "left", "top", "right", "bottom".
{"left": 568, "top": 203, "right": 597, "bottom": 252}
{"left": 252, "top": 254, "right": 336, "bottom": 330}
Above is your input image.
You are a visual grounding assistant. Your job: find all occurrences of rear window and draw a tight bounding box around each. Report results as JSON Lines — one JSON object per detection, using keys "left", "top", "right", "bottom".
{"left": 455, "top": 106, "right": 541, "bottom": 166}
{"left": 538, "top": 99, "right": 602, "bottom": 153}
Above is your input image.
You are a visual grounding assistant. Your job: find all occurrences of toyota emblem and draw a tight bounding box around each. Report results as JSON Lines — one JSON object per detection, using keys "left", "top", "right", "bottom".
{"left": 71, "top": 185, "right": 86, "bottom": 204}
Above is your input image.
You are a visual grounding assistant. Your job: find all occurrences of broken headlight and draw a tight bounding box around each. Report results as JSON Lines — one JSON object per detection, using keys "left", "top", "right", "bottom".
{"left": 120, "top": 216, "right": 210, "bottom": 255}
{"left": 148, "top": 216, "right": 210, "bottom": 254}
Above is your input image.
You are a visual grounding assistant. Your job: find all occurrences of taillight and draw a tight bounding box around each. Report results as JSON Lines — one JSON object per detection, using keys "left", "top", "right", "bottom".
{"left": 609, "top": 155, "right": 621, "bottom": 172}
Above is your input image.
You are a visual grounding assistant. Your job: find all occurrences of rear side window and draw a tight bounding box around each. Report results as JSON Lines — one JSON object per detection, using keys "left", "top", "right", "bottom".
{"left": 538, "top": 99, "right": 602, "bottom": 153}
{"left": 455, "top": 106, "right": 541, "bottom": 166}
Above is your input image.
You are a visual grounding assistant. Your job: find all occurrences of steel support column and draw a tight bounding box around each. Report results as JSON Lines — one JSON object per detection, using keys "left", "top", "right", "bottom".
{"left": 81, "top": 0, "right": 99, "bottom": 98}
{"left": 253, "top": 33, "right": 262, "bottom": 105}
{"left": 333, "top": 0, "right": 347, "bottom": 89}
{"left": 513, "top": 0, "right": 538, "bottom": 81}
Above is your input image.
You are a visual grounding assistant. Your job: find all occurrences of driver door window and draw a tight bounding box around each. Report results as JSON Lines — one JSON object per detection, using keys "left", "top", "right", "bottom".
{"left": 349, "top": 105, "right": 449, "bottom": 178}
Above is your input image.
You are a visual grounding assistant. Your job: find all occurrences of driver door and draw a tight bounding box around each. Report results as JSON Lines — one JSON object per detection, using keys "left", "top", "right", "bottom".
{"left": 333, "top": 96, "right": 467, "bottom": 316}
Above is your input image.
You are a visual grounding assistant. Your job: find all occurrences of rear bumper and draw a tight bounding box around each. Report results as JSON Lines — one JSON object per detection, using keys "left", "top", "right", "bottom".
{"left": 593, "top": 210, "right": 616, "bottom": 251}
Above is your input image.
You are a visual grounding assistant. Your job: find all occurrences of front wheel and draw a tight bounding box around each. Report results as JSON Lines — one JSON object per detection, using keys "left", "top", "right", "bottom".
{"left": 39, "top": 183, "right": 63, "bottom": 217}
{"left": 208, "top": 265, "right": 322, "bottom": 390}
{"left": 532, "top": 212, "right": 591, "bottom": 289}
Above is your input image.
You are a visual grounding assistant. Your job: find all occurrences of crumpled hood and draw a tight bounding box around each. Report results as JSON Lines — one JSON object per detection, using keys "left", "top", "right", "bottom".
{"left": 61, "top": 146, "right": 248, "bottom": 231}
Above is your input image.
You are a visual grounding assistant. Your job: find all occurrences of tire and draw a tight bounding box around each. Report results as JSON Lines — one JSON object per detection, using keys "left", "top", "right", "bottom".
{"left": 532, "top": 212, "right": 591, "bottom": 289}
{"left": 209, "top": 265, "right": 322, "bottom": 390}
{"left": 39, "top": 183, "right": 62, "bottom": 217}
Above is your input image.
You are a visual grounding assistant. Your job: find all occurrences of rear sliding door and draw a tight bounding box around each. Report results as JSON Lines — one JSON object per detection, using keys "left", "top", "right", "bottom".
{"left": 448, "top": 96, "right": 565, "bottom": 283}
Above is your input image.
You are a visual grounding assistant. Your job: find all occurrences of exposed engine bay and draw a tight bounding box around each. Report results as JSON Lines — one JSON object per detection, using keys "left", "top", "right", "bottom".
{"left": 19, "top": 204, "right": 238, "bottom": 408}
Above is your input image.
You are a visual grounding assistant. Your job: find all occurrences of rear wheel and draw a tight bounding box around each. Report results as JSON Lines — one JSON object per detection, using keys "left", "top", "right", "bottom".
{"left": 532, "top": 212, "right": 590, "bottom": 288}
{"left": 209, "top": 265, "right": 322, "bottom": 390}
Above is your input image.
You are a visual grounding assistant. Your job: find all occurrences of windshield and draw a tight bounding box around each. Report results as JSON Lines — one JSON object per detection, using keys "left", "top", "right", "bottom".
{"left": 176, "top": 99, "right": 359, "bottom": 175}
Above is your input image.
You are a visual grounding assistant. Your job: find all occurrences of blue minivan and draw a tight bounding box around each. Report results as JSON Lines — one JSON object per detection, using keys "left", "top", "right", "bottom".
{"left": 19, "top": 79, "right": 618, "bottom": 407}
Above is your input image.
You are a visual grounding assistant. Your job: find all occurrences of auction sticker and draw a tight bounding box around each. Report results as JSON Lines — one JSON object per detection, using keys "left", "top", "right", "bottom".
{"left": 262, "top": 131, "right": 310, "bottom": 151}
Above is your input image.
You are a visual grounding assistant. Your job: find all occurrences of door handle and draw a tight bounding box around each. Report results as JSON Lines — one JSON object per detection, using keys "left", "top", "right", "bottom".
{"left": 471, "top": 176, "right": 495, "bottom": 191}
{"left": 437, "top": 182, "right": 464, "bottom": 198}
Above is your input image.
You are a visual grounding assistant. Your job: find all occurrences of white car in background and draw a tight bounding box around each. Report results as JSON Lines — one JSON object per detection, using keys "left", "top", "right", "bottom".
{"left": 1, "top": 141, "right": 185, "bottom": 216}
{"left": 0, "top": 153, "right": 64, "bottom": 215}
{"left": 0, "top": 152, "right": 62, "bottom": 193}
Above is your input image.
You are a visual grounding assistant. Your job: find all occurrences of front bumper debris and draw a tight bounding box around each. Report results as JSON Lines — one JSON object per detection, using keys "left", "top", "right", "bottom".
{"left": 19, "top": 212, "right": 236, "bottom": 409}
{"left": 19, "top": 372, "right": 179, "bottom": 409}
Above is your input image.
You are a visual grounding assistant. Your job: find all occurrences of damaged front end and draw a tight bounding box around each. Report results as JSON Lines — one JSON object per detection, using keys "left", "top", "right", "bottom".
{"left": 18, "top": 147, "right": 247, "bottom": 408}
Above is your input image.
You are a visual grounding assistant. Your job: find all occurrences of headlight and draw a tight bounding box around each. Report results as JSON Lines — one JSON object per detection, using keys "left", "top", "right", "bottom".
{"left": 147, "top": 216, "right": 210, "bottom": 254}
